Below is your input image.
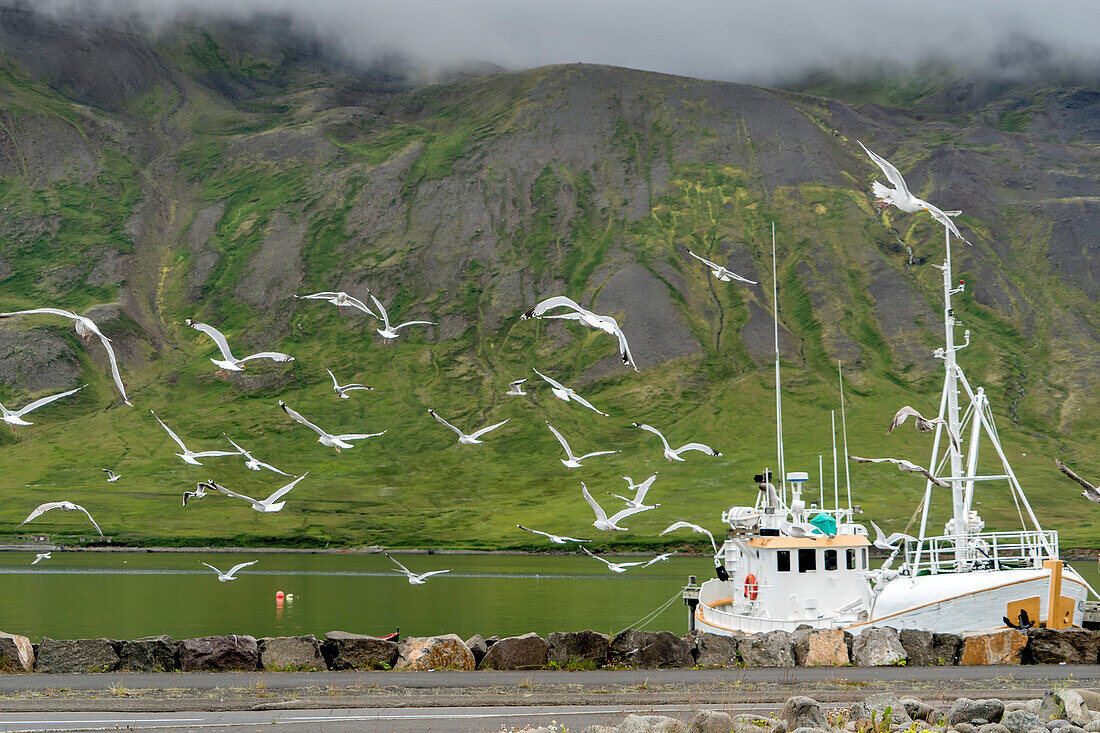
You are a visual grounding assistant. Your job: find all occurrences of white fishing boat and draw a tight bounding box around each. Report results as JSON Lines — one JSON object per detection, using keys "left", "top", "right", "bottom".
{"left": 687, "top": 222, "right": 1095, "bottom": 636}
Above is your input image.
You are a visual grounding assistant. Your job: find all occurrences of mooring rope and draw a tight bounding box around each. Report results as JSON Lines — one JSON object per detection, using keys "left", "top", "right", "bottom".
{"left": 614, "top": 588, "right": 684, "bottom": 636}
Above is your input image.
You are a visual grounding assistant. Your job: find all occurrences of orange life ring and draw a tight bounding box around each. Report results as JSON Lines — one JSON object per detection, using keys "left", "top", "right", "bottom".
{"left": 744, "top": 573, "right": 759, "bottom": 600}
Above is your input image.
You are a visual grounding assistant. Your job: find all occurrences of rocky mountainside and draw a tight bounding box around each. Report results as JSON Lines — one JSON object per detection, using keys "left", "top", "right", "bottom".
{"left": 0, "top": 6, "right": 1096, "bottom": 547}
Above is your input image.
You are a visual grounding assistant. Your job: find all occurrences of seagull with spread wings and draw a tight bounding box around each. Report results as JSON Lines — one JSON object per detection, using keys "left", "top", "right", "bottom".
{"left": 608, "top": 472, "right": 660, "bottom": 510}
{"left": 659, "top": 521, "right": 719, "bottom": 555}
{"left": 888, "top": 405, "right": 961, "bottom": 453}
{"left": 521, "top": 295, "right": 637, "bottom": 371}
{"left": 294, "top": 291, "right": 379, "bottom": 318}
{"left": 516, "top": 525, "right": 590, "bottom": 545}
{"left": 633, "top": 423, "right": 721, "bottom": 462}
{"left": 857, "top": 140, "right": 971, "bottom": 245}
{"left": 185, "top": 319, "right": 294, "bottom": 374}
{"left": 849, "top": 454, "right": 950, "bottom": 488}
{"left": 209, "top": 474, "right": 308, "bottom": 513}
{"left": 151, "top": 410, "right": 238, "bottom": 466}
{"left": 869, "top": 520, "right": 915, "bottom": 551}
{"left": 366, "top": 293, "right": 434, "bottom": 340}
{"left": 279, "top": 400, "right": 385, "bottom": 452}
{"left": 546, "top": 421, "right": 617, "bottom": 470}
{"left": 101, "top": 469, "right": 121, "bottom": 483}
{"left": 31, "top": 552, "right": 51, "bottom": 566}
{"left": 532, "top": 369, "right": 607, "bottom": 416}
{"left": 0, "top": 309, "right": 130, "bottom": 405}
{"left": 581, "top": 482, "right": 651, "bottom": 532}
{"left": 327, "top": 369, "right": 373, "bottom": 399}
{"left": 0, "top": 385, "right": 84, "bottom": 429}
{"left": 428, "top": 409, "right": 509, "bottom": 445}
{"left": 20, "top": 501, "right": 103, "bottom": 536}
{"left": 1056, "top": 459, "right": 1100, "bottom": 503}
{"left": 183, "top": 481, "right": 214, "bottom": 507}
{"left": 223, "top": 435, "right": 290, "bottom": 475}
{"left": 201, "top": 560, "right": 258, "bottom": 582}
{"left": 580, "top": 546, "right": 651, "bottom": 574}
{"left": 385, "top": 553, "right": 450, "bottom": 585}
{"left": 686, "top": 250, "right": 757, "bottom": 284}
{"left": 505, "top": 379, "right": 528, "bottom": 397}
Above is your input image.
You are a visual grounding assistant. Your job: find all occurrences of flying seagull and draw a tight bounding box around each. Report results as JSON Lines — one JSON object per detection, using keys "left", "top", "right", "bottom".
{"left": 546, "top": 420, "right": 618, "bottom": 469}
{"left": 633, "top": 423, "right": 721, "bottom": 462}
{"left": 278, "top": 400, "right": 385, "bottom": 452}
{"left": 857, "top": 140, "right": 971, "bottom": 245}
{"left": 659, "top": 521, "right": 719, "bottom": 555}
{"left": 516, "top": 524, "right": 590, "bottom": 545}
{"left": 101, "top": 469, "right": 121, "bottom": 483}
{"left": 532, "top": 369, "right": 607, "bottom": 416}
{"left": 151, "top": 410, "right": 238, "bottom": 466}
{"left": 201, "top": 560, "right": 258, "bottom": 582}
{"left": 849, "top": 454, "right": 950, "bottom": 488}
{"left": 0, "top": 385, "right": 84, "bottom": 429}
{"left": 385, "top": 553, "right": 450, "bottom": 585}
{"left": 183, "top": 481, "right": 213, "bottom": 507}
{"left": 428, "top": 409, "right": 509, "bottom": 445}
{"left": 869, "top": 520, "right": 915, "bottom": 551}
{"left": 224, "top": 435, "right": 290, "bottom": 475}
{"left": 521, "top": 295, "right": 637, "bottom": 371}
{"left": 505, "top": 379, "right": 528, "bottom": 397}
{"left": 20, "top": 501, "right": 103, "bottom": 537}
{"left": 0, "top": 308, "right": 130, "bottom": 405}
{"left": 888, "top": 405, "right": 961, "bottom": 453}
{"left": 327, "top": 369, "right": 373, "bottom": 399}
{"left": 609, "top": 472, "right": 660, "bottom": 510}
{"left": 580, "top": 546, "right": 650, "bottom": 574}
{"left": 1056, "top": 459, "right": 1100, "bottom": 503}
{"left": 581, "top": 482, "right": 651, "bottom": 532}
{"left": 366, "top": 293, "right": 434, "bottom": 340}
{"left": 31, "top": 552, "right": 51, "bottom": 566}
{"left": 185, "top": 319, "right": 294, "bottom": 373}
{"left": 686, "top": 250, "right": 757, "bottom": 284}
{"left": 294, "top": 291, "right": 380, "bottom": 318}
{"left": 210, "top": 473, "right": 308, "bottom": 513}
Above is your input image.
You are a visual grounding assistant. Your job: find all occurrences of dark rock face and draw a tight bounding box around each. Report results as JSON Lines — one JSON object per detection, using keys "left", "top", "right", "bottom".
{"left": 692, "top": 631, "right": 744, "bottom": 668}
{"left": 1027, "top": 629, "right": 1100, "bottom": 665}
{"left": 933, "top": 633, "right": 963, "bottom": 665}
{"left": 35, "top": 638, "right": 119, "bottom": 673}
{"left": 321, "top": 631, "right": 398, "bottom": 671}
{"left": 259, "top": 635, "right": 326, "bottom": 671}
{"left": 783, "top": 696, "right": 828, "bottom": 730}
{"left": 119, "top": 635, "right": 177, "bottom": 672}
{"left": 948, "top": 699, "right": 1006, "bottom": 726}
{"left": 547, "top": 630, "right": 609, "bottom": 668}
{"left": 464, "top": 634, "right": 488, "bottom": 666}
{"left": 901, "top": 697, "right": 937, "bottom": 723}
{"left": 178, "top": 635, "right": 258, "bottom": 672}
{"left": 899, "top": 629, "right": 936, "bottom": 666}
{"left": 610, "top": 630, "right": 693, "bottom": 668}
{"left": 479, "top": 632, "right": 548, "bottom": 670}
{"left": 738, "top": 630, "right": 795, "bottom": 668}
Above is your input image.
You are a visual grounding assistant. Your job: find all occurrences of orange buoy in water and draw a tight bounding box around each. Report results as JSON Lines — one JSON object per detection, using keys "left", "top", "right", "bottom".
{"left": 276, "top": 590, "right": 285, "bottom": 601}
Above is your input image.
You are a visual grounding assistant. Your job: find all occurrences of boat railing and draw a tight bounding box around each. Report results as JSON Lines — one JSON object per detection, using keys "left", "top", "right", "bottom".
{"left": 903, "top": 530, "right": 1059, "bottom": 575}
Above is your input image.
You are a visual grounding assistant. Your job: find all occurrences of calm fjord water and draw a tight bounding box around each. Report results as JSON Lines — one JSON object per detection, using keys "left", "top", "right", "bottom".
{"left": 0, "top": 552, "right": 713, "bottom": 640}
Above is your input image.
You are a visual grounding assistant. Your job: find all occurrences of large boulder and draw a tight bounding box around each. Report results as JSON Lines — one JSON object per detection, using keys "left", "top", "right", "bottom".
{"left": 738, "top": 630, "right": 795, "bottom": 668}
{"left": 179, "top": 635, "right": 258, "bottom": 672}
{"left": 0, "top": 632, "right": 34, "bottom": 672}
{"left": 960, "top": 630, "right": 1028, "bottom": 665}
{"left": 1039, "top": 691, "right": 1092, "bottom": 728}
{"left": 321, "top": 631, "right": 398, "bottom": 670}
{"left": 1027, "top": 630, "right": 1100, "bottom": 665}
{"left": 692, "top": 631, "right": 744, "bottom": 668}
{"left": 1002, "top": 710, "right": 1044, "bottom": 733}
{"left": 616, "top": 714, "right": 686, "bottom": 733}
{"left": 933, "top": 632, "right": 962, "bottom": 665}
{"left": 36, "top": 638, "right": 119, "bottom": 673}
{"left": 783, "top": 696, "right": 828, "bottom": 730}
{"left": 396, "top": 634, "right": 476, "bottom": 671}
{"left": 899, "top": 629, "right": 936, "bottom": 666}
{"left": 851, "top": 628, "right": 906, "bottom": 667}
{"left": 687, "top": 710, "right": 736, "bottom": 733}
{"left": 258, "top": 635, "right": 326, "bottom": 671}
{"left": 118, "top": 635, "right": 177, "bottom": 672}
{"left": 548, "top": 630, "right": 610, "bottom": 669}
{"left": 901, "top": 698, "right": 937, "bottom": 724}
{"left": 479, "top": 632, "right": 548, "bottom": 670}
{"left": 851, "top": 693, "right": 913, "bottom": 726}
{"left": 794, "top": 629, "right": 849, "bottom": 667}
{"left": 611, "top": 630, "right": 693, "bottom": 668}
{"left": 948, "top": 699, "right": 1006, "bottom": 725}
{"left": 464, "top": 634, "right": 488, "bottom": 666}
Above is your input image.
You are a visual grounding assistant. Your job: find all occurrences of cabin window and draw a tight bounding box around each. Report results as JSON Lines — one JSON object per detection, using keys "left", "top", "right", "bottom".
{"left": 824, "top": 549, "right": 837, "bottom": 571}
{"left": 777, "top": 550, "right": 791, "bottom": 572}
{"left": 798, "top": 548, "right": 816, "bottom": 572}
{"left": 846, "top": 548, "right": 856, "bottom": 570}
{"left": 862, "top": 548, "right": 869, "bottom": 568}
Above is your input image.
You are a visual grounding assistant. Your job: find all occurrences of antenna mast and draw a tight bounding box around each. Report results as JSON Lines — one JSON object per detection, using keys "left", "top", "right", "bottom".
{"left": 839, "top": 362, "right": 853, "bottom": 511}
{"left": 772, "top": 222, "right": 786, "bottom": 496}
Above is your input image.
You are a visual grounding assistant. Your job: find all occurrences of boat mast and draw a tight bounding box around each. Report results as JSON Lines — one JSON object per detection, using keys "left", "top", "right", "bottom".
{"left": 772, "top": 222, "right": 786, "bottom": 497}
{"left": 940, "top": 224, "right": 969, "bottom": 541}
{"left": 839, "top": 362, "right": 853, "bottom": 512}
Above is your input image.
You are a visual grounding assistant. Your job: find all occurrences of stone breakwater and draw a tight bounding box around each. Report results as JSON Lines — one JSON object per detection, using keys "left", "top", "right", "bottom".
{"left": 0, "top": 626, "right": 1098, "bottom": 673}
{"left": 567, "top": 689, "right": 1100, "bottom": 733}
